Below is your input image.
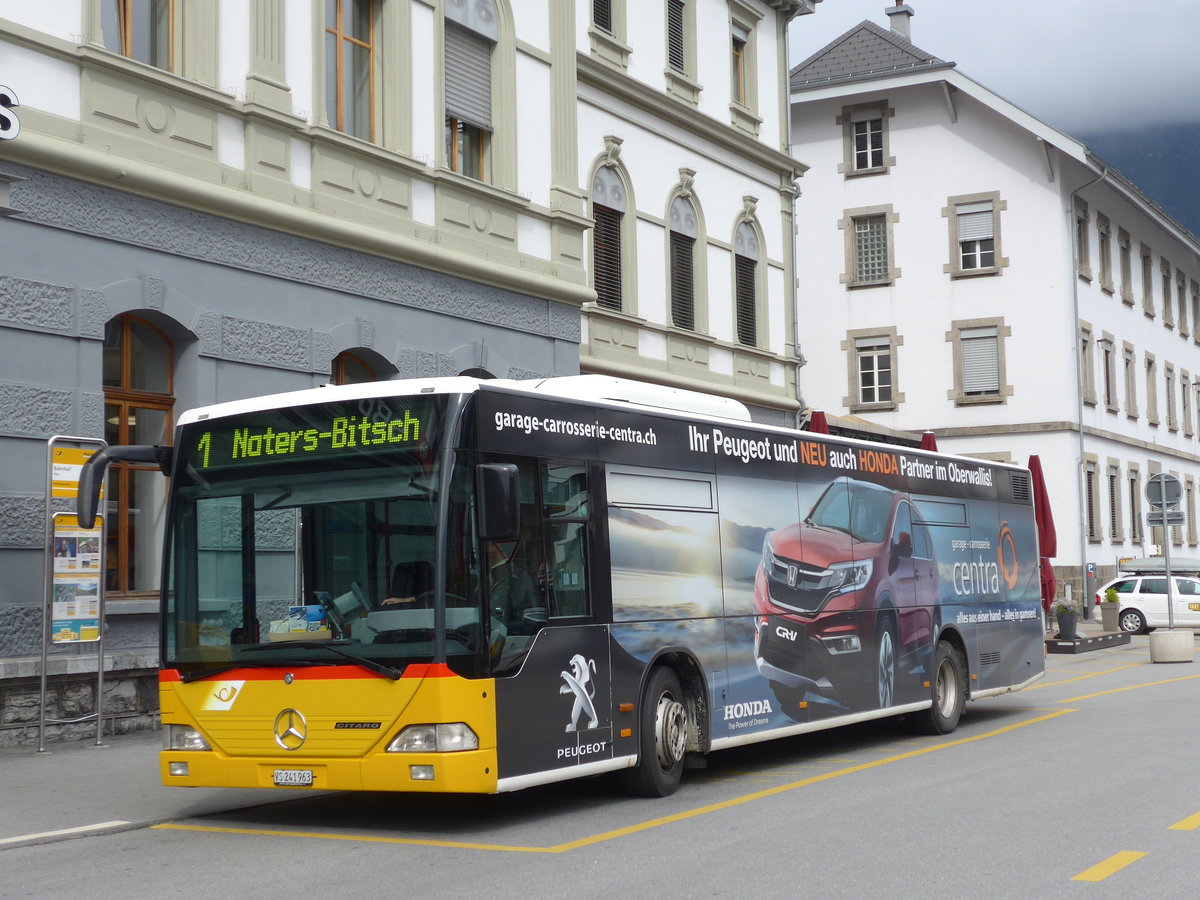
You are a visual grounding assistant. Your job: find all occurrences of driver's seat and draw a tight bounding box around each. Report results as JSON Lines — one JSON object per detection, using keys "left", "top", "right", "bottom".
{"left": 390, "top": 560, "right": 433, "bottom": 601}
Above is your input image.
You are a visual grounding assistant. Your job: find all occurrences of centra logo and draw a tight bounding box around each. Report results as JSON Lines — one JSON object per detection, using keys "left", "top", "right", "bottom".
{"left": 723, "top": 699, "right": 773, "bottom": 720}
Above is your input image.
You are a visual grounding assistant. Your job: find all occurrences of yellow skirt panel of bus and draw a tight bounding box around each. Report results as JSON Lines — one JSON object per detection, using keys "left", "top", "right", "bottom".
{"left": 159, "top": 666, "right": 499, "bottom": 794}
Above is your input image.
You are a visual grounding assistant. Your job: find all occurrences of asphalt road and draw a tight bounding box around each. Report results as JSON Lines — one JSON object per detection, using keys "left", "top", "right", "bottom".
{"left": 2, "top": 632, "right": 1197, "bottom": 899}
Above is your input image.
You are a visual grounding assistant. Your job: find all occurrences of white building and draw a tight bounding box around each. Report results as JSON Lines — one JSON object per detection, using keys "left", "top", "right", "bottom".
{"left": 577, "top": 0, "right": 818, "bottom": 423}
{"left": 788, "top": 5, "right": 1200, "bottom": 596}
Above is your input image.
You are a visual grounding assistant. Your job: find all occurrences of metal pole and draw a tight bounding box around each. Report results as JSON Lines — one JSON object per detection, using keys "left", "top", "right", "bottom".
{"left": 1163, "top": 517, "right": 1176, "bottom": 631}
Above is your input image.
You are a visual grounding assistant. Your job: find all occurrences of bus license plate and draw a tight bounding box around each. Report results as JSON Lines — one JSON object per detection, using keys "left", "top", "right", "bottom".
{"left": 273, "top": 769, "right": 313, "bottom": 786}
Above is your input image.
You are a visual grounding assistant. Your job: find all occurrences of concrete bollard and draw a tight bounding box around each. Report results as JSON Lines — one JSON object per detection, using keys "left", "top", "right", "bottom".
{"left": 1148, "top": 629, "right": 1194, "bottom": 663}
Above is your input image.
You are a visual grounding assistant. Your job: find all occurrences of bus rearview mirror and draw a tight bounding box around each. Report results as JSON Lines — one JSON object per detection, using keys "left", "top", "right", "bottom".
{"left": 476, "top": 463, "right": 519, "bottom": 541}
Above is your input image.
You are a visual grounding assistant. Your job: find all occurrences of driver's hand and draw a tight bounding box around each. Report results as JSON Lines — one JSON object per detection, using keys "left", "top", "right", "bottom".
{"left": 381, "top": 596, "right": 416, "bottom": 606}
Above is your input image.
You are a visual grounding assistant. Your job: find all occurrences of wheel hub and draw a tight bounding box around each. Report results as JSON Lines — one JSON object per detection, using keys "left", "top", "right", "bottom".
{"left": 655, "top": 694, "right": 687, "bottom": 769}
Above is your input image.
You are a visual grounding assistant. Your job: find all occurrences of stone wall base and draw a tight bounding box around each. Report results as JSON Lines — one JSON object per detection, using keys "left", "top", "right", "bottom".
{"left": 0, "top": 651, "right": 160, "bottom": 748}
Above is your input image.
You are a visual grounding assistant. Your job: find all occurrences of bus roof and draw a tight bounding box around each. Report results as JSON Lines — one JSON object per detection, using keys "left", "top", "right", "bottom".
{"left": 175, "top": 375, "right": 752, "bottom": 427}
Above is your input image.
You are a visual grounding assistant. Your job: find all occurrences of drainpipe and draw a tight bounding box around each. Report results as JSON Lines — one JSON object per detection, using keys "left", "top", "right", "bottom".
{"left": 1069, "top": 162, "right": 1109, "bottom": 617}
{"left": 784, "top": 15, "right": 806, "bottom": 426}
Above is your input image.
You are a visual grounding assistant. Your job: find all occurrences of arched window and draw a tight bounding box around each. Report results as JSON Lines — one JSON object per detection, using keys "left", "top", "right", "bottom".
{"left": 445, "top": 0, "right": 498, "bottom": 181}
{"left": 591, "top": 166, "right": 626, "bottom": 311}
{"left": 103, "top": 314, "right": 174, "bottom": 596}
{"left": 669, "top": 195, "right": 699, "bottom": 330}
{"left": 734, "top": 220, "right": 760, "bottom": 346}
{"left": 332, "top": 350, "right": 379, "bottom": 385}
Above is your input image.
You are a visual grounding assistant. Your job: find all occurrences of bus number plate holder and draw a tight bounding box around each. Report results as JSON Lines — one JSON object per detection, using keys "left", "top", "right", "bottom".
{"left": 273, "top": 769, "right": 314, "bottom": 786}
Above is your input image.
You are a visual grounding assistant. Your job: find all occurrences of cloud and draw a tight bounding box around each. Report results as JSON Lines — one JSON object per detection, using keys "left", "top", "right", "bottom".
{"left": 790, "top": 0, "right": 1200, "bottom": 133}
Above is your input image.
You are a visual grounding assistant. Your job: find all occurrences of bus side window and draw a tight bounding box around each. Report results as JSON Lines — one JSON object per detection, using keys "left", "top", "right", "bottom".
{"left": 543, "top": 462, "right": 589, "bottom": 618}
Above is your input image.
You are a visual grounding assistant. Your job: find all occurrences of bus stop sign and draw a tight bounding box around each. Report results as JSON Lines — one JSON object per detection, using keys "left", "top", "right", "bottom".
{"left": 1145, "top": 473, "right": 1182, "bottom": 509}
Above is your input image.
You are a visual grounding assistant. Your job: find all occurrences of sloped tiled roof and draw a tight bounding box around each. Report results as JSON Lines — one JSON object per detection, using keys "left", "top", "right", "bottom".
{"left": 790, "top": 19, "right": 953, "bottom": 91}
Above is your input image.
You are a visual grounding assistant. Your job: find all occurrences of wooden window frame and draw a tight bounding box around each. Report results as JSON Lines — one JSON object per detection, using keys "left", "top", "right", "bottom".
{"left": 325, "top": 0, "right": 376, "bottom": 141}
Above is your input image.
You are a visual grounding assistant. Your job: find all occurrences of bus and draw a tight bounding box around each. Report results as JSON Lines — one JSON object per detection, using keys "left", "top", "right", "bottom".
{"left": 77, "top": 374, "right": 1046, "bottom": 797}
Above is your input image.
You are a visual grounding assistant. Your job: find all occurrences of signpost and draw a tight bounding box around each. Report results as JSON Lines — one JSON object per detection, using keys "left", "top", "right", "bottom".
{"left": 41, "top": 436, "right": 107, "bottom": 751}
{"left": 1144, "top": 473, "right": 1183, "bottom": 632}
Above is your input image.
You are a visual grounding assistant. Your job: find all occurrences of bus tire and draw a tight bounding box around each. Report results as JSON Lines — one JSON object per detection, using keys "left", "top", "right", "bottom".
{"left": 912, "top": 640, "right": 966, "bottom": 735}
{"left": 620, "top": 666, "right": 688, "bottom": 797}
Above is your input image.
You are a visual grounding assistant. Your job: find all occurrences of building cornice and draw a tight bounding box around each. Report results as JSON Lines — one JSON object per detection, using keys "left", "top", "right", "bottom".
{"left": 1, "top": 130, "right": 594, "bottom": 308}
{"left": 577, "top": 53, "right": 807, "bottom": 180}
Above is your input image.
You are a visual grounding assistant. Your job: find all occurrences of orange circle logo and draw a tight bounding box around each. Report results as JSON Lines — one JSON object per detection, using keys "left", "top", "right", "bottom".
{"left": 997, "top": 521, "right": 1019, "bottom": 590}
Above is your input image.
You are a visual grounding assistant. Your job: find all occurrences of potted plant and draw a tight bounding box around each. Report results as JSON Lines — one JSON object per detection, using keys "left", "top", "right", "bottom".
{"left": 1053, "top": 596, "right": 1078, "bottom": 640}
{"left": 1100, "top": 586, "right": 1120, "bottom": 633}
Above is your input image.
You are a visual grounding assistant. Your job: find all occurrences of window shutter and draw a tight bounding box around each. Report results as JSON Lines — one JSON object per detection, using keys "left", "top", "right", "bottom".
{"left": 957, "top": 202, "right": 994, "bottom": 241}
{"left": 594, "top": 0, "right": 612, "bottom": 33}
{"left": 961, "top": 327, "right": 999, "bottom": 394}
{"left": 445, "top": 23, "right": 492, "bottom": 131}
{"left": 667, "top": 0, "right": 685, "bottom": 73}
{"left": 735, "top": 254, "right": 756, "bottom": 346}
{"left": 670, "top": 230, "right": 695, "bottom": 330}
{"left": 593, "top": 204, "right": 623, "bottom": 311}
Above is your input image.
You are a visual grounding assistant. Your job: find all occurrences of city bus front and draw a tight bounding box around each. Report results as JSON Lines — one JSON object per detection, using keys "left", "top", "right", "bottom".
{"left": 157, "top": 388, "right": 512, "bottom": 793}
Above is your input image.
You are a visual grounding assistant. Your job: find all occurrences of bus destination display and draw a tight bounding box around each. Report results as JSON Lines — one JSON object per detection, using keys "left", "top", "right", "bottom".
{"left": 183, "top": 400, "right": 435, "bottom": 471}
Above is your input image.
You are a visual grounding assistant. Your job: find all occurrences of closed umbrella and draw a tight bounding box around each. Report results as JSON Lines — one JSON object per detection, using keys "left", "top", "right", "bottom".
{"left": 1028, "top": 455, "right": 1057, "bottom": 612}
{"left": 920, "top": 431, "right": 938, "bottom": 451}
{"left": 807, "top": 411, "right": 829, "bottom": 434}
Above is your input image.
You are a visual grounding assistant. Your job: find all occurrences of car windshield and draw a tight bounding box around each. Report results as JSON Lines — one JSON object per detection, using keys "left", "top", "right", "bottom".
{"left": 162, "top": 396, "right": 487, "bottom": 679}
{"left": 808, "top": 479, "right": 893, "bottom": 544}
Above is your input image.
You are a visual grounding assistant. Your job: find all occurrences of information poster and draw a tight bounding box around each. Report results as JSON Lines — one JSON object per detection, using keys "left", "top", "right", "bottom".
{"left": 51, "top": 446, "right": 101, "bottom": 500}
{"left": 51, "top": 515, "right": 103, "bottom": 643}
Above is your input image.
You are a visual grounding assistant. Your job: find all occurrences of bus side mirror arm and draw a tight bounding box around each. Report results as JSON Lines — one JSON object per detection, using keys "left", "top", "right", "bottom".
{"left": 76, "top": 445, "right": 173, "bottom": 528}
{"left": 476, "top": 463, "right": 520, "bottom": 542}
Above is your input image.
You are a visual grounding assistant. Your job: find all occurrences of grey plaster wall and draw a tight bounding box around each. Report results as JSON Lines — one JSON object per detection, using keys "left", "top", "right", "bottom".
{"left": 0, "top": 164, "right": 582, "bottom": 660}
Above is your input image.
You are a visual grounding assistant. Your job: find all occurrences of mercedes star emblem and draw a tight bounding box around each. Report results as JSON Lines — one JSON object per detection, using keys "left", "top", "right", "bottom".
{"left": 274, "top": 708, "right": 307, "bottom": 751}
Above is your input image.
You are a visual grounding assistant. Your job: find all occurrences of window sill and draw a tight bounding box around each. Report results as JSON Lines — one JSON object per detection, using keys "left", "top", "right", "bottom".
{"left": 844, "top": 166, "right": 889, "bottom": 179}
{"left": 949, "top": 267, "right": 1001, "bottom": 280}
{"left": 665, "top": 68, "right": 702, "bottom": 106}
{"left": 729, "top": 102, "right": 762, "bottom": 138}
{"left": 847, "top": 279, "right": 893, "bottom": 290}
{"left": 588, "top": 26, "right": 631, "bottom": 70}
{"left": 954, "top": 394, "right": 1005, "bottom": 406}
{"left": 850, "top": 402, "right": 897, "bottom": 414}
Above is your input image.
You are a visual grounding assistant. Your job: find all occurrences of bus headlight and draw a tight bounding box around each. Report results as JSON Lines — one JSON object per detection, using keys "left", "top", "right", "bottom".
{"left": 387, "top": 723, "right": 479, "bottom": 753}
{"left": 164, "top": 725, "right": 211, "bottom": 751}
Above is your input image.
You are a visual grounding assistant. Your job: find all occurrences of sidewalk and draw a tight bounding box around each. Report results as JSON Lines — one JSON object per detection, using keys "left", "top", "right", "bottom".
{"left": 0, "top": 729, "right": 275, "bottom": 849}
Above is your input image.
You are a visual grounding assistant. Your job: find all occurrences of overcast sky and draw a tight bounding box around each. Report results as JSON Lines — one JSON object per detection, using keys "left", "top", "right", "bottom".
{"left": 788, "top": 0, "right": 1200, "bottom": 135}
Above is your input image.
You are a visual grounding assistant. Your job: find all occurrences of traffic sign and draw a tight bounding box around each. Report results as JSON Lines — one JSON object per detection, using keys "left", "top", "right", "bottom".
{"left": 1146, "top": 509, "right": 1186, "bottom": 527}
{"left": 1146, "top": 473, "right": 1182, "bottom": 509}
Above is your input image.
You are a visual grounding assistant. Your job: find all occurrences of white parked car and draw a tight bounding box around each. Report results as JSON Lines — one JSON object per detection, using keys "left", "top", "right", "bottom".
{"left": 1095, "top": 574, "right": 1200, "bottom": 634}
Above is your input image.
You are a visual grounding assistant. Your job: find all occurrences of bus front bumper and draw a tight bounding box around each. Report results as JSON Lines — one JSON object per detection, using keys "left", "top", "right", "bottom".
{"left": 160, "top": 747, "right": 499, "bottom": 793}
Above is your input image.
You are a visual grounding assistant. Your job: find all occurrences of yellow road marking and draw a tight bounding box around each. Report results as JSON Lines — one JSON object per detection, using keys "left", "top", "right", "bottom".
{"left": 1062, "top": 672, "right": 1200, "bottom": 703}
{"left": 1071, "top": 851, "right": 1147, "bottom": 882}
{"left": 152, "top": 709, "right": 1072, "bottom": 854}
{"left": 1025, "top": 663, "right": 1143, "bottom": 690}
{"left": 1169, "top": 811, "right": 1200, "bottom": 831}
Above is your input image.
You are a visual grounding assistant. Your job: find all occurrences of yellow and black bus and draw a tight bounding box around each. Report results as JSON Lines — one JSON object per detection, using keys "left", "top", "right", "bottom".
{"left": 78, "top": 375, "right": 1045, "bottom": 797}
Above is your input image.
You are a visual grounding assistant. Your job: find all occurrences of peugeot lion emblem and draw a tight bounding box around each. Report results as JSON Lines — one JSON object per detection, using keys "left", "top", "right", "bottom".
{"left": 274, "top": 708, "right": 307, "bottom": 751}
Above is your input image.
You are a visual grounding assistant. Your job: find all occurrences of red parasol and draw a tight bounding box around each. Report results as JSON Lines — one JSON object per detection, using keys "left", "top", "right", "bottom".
{"left": 920, "top": 431, "right": 938, "bottom": 451}
{"left": 1028, "top": 455, "right": 1058, "bottom": 611}
{"left": 807, "top": 411, "right": 829, "bottom": 434}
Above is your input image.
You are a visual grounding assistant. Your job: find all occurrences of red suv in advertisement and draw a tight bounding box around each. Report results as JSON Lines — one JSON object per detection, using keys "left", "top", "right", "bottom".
{"left": 753, "top": 476, "right": 937, "bottom": 714}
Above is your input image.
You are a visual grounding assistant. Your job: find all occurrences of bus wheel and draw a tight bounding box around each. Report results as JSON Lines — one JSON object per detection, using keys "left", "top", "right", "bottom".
{"left": 912, "top": 640, "right": 966, "bottom": 735}
{"left": 621, "top": 667, "right": 687, "bottom": 797}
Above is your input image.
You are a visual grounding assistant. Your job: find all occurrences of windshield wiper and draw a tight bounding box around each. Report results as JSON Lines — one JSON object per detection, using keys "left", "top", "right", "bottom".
{"left": 179, "top": 659, "right": 322, "bottom": 683}
{"left": 248, "top": 641, "right": 403, "bottom": 679}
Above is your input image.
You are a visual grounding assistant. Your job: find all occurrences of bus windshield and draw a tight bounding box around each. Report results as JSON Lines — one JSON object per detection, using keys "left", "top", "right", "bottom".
{"left": 162, "top": 396, "right": 488, "bottom": 679}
